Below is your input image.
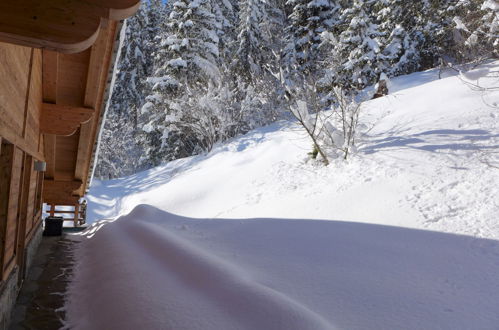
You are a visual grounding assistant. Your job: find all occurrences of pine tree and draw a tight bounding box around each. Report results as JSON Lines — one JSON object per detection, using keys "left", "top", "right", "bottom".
{"left": 285, "top": 0, "right": 341, "bottom": 74}
{"left": 480, "top": 0, "right": 499, "bottom": 55}
{"left": 95, "top": 0, "right": 165, "bottom": 179}
{"left": 213, "top": 0, "right": 238, "bottom": 61}
{"left": 323, "top": 0, "right": 384, "bottom": 90}
{"left": 95, "top": 0, "right": 497, "bottom": 178}
{"left": 374, "top": 0, "right": 421, "bottom": 76}
{"left": 451, "top": 0, "right": 499, "bottom": 62}
{"left": 140, "top": 0, "right": 222, "bottom": 165}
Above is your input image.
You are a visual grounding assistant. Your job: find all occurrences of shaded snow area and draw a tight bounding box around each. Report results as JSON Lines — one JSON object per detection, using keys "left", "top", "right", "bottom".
{"left": 65, "top": 63, "right": 499, "bottom": 330}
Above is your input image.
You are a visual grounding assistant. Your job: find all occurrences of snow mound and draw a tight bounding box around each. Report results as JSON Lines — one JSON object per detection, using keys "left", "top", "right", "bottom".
{"left": 66, "top": 205, "right": 499, "bottom": 330}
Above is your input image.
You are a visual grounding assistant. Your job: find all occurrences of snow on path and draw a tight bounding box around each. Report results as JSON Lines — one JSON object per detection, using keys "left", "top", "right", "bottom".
{"left": 66, "top": 205, "right": 499, "bottom": 330}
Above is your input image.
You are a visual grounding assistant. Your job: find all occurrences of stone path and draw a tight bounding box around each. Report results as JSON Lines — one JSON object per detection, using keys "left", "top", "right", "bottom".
{"left": 9, "top": 236, "right": 77, "bottom": 330}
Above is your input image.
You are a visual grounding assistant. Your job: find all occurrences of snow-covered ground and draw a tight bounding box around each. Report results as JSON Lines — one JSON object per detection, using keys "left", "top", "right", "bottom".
{"left": 64, "top": 63, "right": 499, "bottom": 330}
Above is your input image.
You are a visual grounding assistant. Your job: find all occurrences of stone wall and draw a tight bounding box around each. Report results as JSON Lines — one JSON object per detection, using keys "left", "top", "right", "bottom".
{"left": 24, "top": 225, "right": 43, "bottom": 277}
{"left": 0, "top": 224, "right": 43, "bottom": 330}
{"left": 0, "top": 267, "right": 18, "bottom": 330}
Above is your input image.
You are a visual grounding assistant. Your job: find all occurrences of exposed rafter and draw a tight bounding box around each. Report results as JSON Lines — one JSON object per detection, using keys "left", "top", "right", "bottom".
{"left": 43, "top": 179, "right": 83, "bottom": 205}
{"left": 40, "top": 103, "right": 94, "bottom": 136}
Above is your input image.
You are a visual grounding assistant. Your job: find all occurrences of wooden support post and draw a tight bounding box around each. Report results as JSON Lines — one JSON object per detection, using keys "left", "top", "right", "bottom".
{"left": 17, "top": 154, "right": 32, "bottom": 283}
{"left": 49, "top": 203, "right": 55, "bottom": 217}
{"left": 73, "top": 203, "right": 79, "bottom": 227}
{"left": 35, "top": 171, "right": 44, "bottom": 218}
{"left": 22, "top": 49, "right": 35, "bottom": 139}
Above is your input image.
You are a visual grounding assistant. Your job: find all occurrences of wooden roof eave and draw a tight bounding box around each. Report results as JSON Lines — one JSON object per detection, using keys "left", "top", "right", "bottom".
{"left": 30, "top": 1, "right": 140, "bottom": 206}
{"left": 0, "top": 0, "right": 140, "bottom": 54}
{"left": 41, "top": 20, "right": 121, "bottom": 202}
{"left": 85, "top": 20, "right": 125, "bottom": 194}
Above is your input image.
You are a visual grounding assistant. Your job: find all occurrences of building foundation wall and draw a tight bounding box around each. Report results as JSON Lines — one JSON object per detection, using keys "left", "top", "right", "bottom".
{"left": 0, "top": 224, "right": 43, "bottom": 330}
{"left": 0, "top": 267, "right": 19, "bottom": 330}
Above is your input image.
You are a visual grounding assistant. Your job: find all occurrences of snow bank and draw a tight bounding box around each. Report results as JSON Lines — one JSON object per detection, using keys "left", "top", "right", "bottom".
{"left": 66, "top": 205, "right": 499, "bottom": 330}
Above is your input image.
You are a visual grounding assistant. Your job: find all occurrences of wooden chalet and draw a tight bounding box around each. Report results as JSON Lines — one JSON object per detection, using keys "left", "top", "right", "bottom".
{"left": 0, "top": 1, "right": 140, "bottom": 328}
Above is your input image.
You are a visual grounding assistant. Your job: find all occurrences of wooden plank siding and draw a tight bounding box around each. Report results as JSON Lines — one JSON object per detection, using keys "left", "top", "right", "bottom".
{"left": 0, "top": 143, "right": 43, "bottom": 282}
{"left": 0, "top": 141, "right": 12, "bottom": 280}
{"left": 0, "top": 43, "right": 44, "bottom": 160}
{"left": 0, "top": 44, "right": 30, "bottom": 134}
{"left": 0, "top": 145, "right": 23, "bottom": 280}
{"left": 0, "top": 42, "right": 46, "bottom": 282}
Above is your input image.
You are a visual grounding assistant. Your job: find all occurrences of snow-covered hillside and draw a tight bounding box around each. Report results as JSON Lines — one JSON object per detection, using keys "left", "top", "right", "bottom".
{"left": 65, "top": 64, "right": 499, "bottom": 330}
{"left": 86, "top": 63, "right": 499, "bottom": 238}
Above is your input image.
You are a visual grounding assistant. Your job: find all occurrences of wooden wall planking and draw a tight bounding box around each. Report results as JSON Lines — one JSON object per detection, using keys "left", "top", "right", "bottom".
{"left": 0, "top": 143, "right": 42, "bottom": 281}
{"left": 1, "top": 146, "right": 23, "bottom": 279}
{"left": 0, "top": 42, "right": 43, "bottom": 160}
{"left": 0, "top": 140, "right": 11, "bottom": 280}
{"left": 0, "top": 43, "right": 45, "bottom": 282}
{"left": 0, "top": 43, "right": 30, "bottom": 134}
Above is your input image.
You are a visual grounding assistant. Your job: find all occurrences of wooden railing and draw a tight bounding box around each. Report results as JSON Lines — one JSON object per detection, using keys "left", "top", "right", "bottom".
{"left": 46, "top": 202, "right": 87, "bottom": 227}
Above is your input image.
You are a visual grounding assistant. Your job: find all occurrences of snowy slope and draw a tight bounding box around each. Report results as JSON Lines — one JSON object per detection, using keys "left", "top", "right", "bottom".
{"left": 85, "top": 63, "right": 499, "bottom": 238}
{"left": 65, "top": 64, "right": 499, "bottom": 330}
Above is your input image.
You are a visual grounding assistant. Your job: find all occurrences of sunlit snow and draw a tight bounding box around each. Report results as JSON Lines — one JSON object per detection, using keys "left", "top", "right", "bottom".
{"left": 64, "top": 63, "right": 499, "bottom": 330}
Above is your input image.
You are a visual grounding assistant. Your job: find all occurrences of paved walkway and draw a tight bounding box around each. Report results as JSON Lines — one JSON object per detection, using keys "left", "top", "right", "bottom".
{"left": 9, "top": 235, "right": 77, "bottom": 330}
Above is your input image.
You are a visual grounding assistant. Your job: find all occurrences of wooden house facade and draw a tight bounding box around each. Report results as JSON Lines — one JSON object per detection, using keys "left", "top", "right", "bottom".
{"left": 0, "top": 1, "right": 140, "bottom": 328}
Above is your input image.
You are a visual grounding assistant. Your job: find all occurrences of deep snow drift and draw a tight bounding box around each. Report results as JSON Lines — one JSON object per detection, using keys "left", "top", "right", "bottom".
{"left": 67, "top": 205, "right": 499, "bottom": 330}
{"left": 65, "top": 63, "right": 499, "bottom": 330}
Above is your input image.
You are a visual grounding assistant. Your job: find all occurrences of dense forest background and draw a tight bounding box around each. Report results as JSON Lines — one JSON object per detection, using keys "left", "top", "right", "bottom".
{"left": 95, "top": 0, "right": 498, "bottom": 179}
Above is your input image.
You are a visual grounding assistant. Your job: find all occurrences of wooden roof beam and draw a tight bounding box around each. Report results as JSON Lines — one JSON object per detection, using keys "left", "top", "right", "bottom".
{"left": 85, "top": 0, "right": 141, "bottom": 20}
{"left": 0, "top": 0, "right": 140, "bottom": 53}
{"left": 74, "top": 21, "right": 115, "bottom": 184}
{"left": 40, "top": 103, "right": 94, "bottom": 136}
{"left": 43, "top": 179, "right": 83, "bottom": 205}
